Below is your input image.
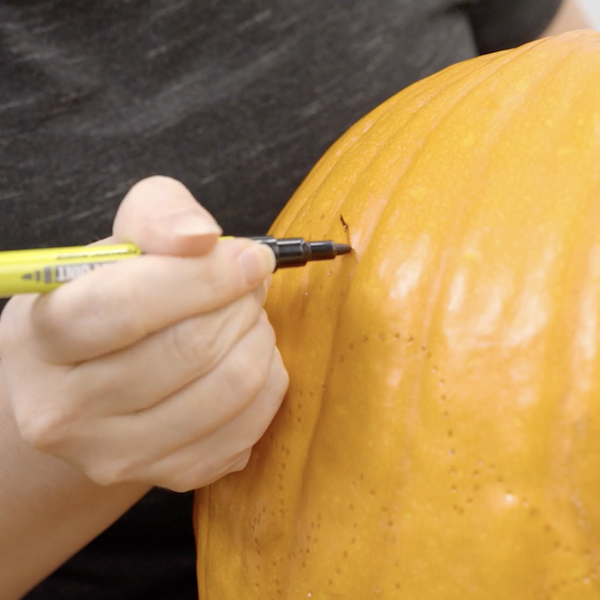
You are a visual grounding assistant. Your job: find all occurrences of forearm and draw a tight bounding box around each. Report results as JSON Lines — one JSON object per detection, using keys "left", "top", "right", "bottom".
{"left": 0, "top": 370, "right": 149, "bottom": 600}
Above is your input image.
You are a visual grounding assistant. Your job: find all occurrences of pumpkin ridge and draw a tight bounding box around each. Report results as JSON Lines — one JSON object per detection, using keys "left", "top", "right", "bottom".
{"left": 283, "top": 262, "right": 359, "bottom": 594}
{"left": 399, "top": 38, "right": 593, "bottom": 442}
{"left": 332, "top": 37, "right": 579, "bottom": 407}
{"left": 308, "top": 33, "right": 572, "bottom": 252}
{"left": 281, "top": 51, "right": 533, "bottom": 253}
{"left": 272, "top": 46, "right": 525, "bottom": 239}
{"left": 545, "top": 172, "right": 600, "bottom": 587}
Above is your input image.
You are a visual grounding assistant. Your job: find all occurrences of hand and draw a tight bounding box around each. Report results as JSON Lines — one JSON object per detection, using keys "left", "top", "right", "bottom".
{"left": 0, "top": 176, "right": 288, "bottom": 492}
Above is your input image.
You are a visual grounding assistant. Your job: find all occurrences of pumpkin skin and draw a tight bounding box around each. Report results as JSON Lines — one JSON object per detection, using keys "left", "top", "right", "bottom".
{"left": 195, "top": 30, "right": 600, "bottom": 599}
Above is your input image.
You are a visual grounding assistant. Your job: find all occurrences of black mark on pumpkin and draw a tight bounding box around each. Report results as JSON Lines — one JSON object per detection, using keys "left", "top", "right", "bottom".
{"left": 340, "top": 214, "right": 351, "bottom": 245}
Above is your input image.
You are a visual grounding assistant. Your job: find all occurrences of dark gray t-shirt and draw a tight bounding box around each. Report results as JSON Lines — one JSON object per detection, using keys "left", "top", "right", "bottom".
{"left": 0, "top": 1, "right": 560, "bottom": 598}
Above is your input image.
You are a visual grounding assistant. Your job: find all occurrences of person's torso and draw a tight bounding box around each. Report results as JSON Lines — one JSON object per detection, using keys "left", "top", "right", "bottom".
{"left": 0, "top": 0, "right": 477, "bottom": 249}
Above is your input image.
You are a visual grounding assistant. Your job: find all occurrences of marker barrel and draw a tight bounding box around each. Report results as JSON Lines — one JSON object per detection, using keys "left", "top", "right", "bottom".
{"left": 0, "top": 244, "right": 141, "bottom": 297}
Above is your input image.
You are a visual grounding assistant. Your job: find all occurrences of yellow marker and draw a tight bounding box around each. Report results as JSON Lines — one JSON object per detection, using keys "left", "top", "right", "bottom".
{"left": 0, "top": 237, "right": 351, "bottom": 298}
{"left": 0, "top": 244, "right": 142, "bottom": 298}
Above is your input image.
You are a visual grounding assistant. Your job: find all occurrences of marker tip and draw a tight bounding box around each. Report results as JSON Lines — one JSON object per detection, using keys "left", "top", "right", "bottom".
{"left": 335, "top": 243, "right": 352, "bottom": 255}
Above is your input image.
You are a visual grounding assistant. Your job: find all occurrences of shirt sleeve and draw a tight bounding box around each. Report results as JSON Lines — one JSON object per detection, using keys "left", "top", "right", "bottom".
{"left": 466, "top": 0, "right": 564, "bottom": 54}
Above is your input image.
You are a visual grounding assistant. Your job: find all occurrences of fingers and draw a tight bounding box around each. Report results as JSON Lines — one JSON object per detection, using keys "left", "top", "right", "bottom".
{"left": 130, "top": 312, "right": 280, "bottom": 448}
{"left": 9, "top": 238, "right": 275, "bottom": 364}
{"left": 146, "top": 349, "right": 288, "bottom": 492}
{"left": 55, "top": 283, "right": 269, "bottom": 416}
{"left": 109, "top": 346, "right": 289, "bottom": 491}
{"left": 22, "top": 311, "right": 288, "bottom": 491}
{"left": 113, "top": 176, "right": 222, "bottom": 256}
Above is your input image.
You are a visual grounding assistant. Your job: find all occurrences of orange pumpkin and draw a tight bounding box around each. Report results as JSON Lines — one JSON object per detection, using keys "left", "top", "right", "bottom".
{"left": 196, "top": 30, "right": 600, "bottom": 599}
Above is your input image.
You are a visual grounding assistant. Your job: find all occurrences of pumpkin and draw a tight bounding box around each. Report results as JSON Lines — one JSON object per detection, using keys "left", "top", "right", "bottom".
{"left": 195, "top": 30, "right": 600, "bottom": 599}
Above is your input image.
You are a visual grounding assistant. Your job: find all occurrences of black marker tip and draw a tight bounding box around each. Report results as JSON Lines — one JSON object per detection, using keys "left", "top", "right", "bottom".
{"left": 334, "top": 243, "right": 352, "bottom": 256}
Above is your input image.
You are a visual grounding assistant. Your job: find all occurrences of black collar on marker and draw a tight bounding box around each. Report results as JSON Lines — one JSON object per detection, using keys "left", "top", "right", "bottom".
{"left": 249, "top": 236, "right": 352, "bottom": 269}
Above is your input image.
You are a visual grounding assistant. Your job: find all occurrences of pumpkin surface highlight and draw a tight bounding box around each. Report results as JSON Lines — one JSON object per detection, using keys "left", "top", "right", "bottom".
{"left": 196, "top": 30, "right": 600, "bottom": 599}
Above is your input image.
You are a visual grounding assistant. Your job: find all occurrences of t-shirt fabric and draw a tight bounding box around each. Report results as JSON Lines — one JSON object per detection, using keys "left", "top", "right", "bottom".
{"left": 0, "top": 1, "right": 561, "bottom": 598}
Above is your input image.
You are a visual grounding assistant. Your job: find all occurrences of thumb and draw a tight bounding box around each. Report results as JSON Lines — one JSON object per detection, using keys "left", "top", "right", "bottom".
{"left": 112, "top": 176, "right": 223, "bottom": 256}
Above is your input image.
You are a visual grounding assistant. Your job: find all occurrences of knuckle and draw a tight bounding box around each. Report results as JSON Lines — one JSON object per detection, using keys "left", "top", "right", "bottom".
{"left": 89, "top": 451, "right": 154, "bottom": 487}
{"left": 242, "top": 354, "right": 288, "bottom": 446}
{"left": 17, "top": 407, "right": 69, "bottom": 451}
{"left": 87, "top": 463, "right": 128, "bottom": 487}
{"left": 231, "top": 290, "right": 267, "bottom": 334}
{"left": 242, "top": 285, "right": 266, "bottom": 315}
{"left": 164, "top": 475, "right": 196, "bottom": 494}
{"left": 255, "top": 279, "right": 269, "bottom": 306}
{"left": 228, "top": 449, "right": 252, "bottom": 473}
{"left": 167, "top": 450, "right": 253, "bottom": 491}
{"left": 229, "top": 320, "right": 278, "bottom": 399}
{"left": 165, "top": 317, "right": 219, "bottom": 374}
{"left": 231, "top": 353, "right": 269, "bottom": 399}
{"left": 258, "top": 309, "right": 276, "bottom": 338}
{"left": 165, "top": 290, "right": 268, "bottom": 371}
{"left": 273, "top": 350, "right": 290, "bottom": 396}
{"left": 270, "top": 369, "right": 290, "bottom": 410}
{"left": 159, "top": 465, "right": 205, "bottom": 493}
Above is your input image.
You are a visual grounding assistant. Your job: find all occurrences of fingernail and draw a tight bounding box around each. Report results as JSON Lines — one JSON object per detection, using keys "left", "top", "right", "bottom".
{"left": 173, "top": 212, "right": 222, "bottom": 237}
{"left": 239, "top": 243, "right": 276, "bottom": 285}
